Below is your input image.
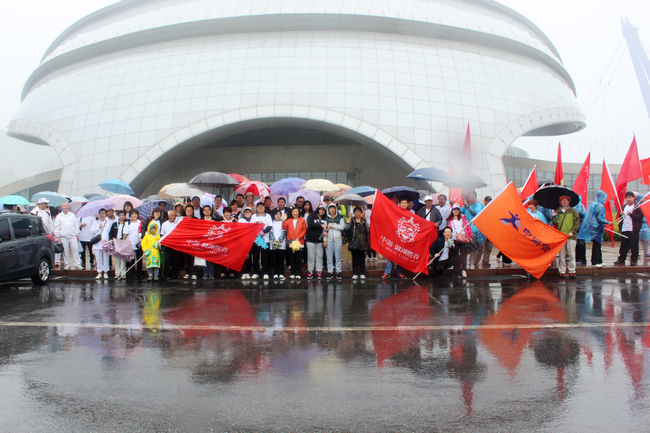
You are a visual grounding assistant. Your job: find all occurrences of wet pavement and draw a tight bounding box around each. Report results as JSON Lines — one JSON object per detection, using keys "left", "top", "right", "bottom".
{"left": 1, "top": 276, "right": 650, "bottom": 432}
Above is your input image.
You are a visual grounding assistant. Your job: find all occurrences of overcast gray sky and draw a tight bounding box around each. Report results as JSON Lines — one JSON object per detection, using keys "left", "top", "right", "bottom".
{"left": 1, "top": 0, "right": 649, "bottom": 164}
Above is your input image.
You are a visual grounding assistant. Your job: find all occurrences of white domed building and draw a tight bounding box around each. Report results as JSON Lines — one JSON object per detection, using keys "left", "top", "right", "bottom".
{"left": 7, "top": 0, "right": 585, "bottom": 197}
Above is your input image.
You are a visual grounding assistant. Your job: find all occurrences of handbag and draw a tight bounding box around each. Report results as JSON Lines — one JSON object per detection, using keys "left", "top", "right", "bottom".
{"left": 54, "top": 243, "right": 64, "bottom": 254}
{"left": 348, "top": 237, "right": 360, "bottom": 252}
{"left": 456, "top": 232, "right": 471, "bottom": 244}
{"left": 89, "top": 234, "right": 102, "bottom": 245}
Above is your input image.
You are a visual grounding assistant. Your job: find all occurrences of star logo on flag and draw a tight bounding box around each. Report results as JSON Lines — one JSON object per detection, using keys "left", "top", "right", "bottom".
{"left": 499, "top": 212, "right": 521, "bottom": 231}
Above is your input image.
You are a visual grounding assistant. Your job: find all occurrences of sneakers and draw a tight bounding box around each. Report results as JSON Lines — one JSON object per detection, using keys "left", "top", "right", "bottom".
{"left": 273, "top": 274, "right": 278, "bottom": 279}
{"left": 613, "top": 261, "right": 624, "bottom": 266}
{"left": 337, "top": 274, "right": 342, "bottom": 281}
{"left": 559, "top": 273, "right": 565, "bottom": 279}
{"left": 191, "top": 275, "right": 197, "bottom": 280}
{"left": 631, "top": 261, "right": 637, "bottom": 266}
{"left": 95, "top": 273, "right": 102, "bottom": 280}
{"left": 183, "top": 274, "right": 190, "bottom": 279}
{"left": 263, "top": 274, "right": 269, "bottom": 280}
{"left": 103, "top": 272, "right": 109, "bottom": 279}
{"left": 317, "top": 273, "right": 322, "bottom": 280}
{"left": 352, "top": 275, "right": 359, "bottom": 280}
{"left": 594, "top": 263, "right": 604, "bottom": 268}
{"left": 373, "top": 257, "right": 378, "bottom": 262}
{"left": 241, "top": 273, "right": 249, "bottom": 280}
{"left": 307, "top": 273, "right": 313, "bottom": 280}
{"left": 296, "top": 275, "right": 301, "bottom": 280}
{"left": 280, "top": 275, "right": 286, "bottom": 281}
{"left": 251, "top": 274, "right": 259, "bottom": 279}
{"left": 360, "top": 274, "right": 366, "bottom": 281}
{"left": 399, "top": 274, "right": 407, "bottom": 280}
{"left": 289, "top": 275, "right": 295, "bottom": 280}
{"left": 327, "top": 273, "right": 334, "bottom": 280}
{"left": 381, "top": 273, "right": 390, "bottom": 280}
{"left": 64, "top": 265, "right": 70, "bottom": 271}
{"left": 461, "top": 270, "right": 467, "bottom": 278}
{"left": 569, "top": 273, "right": 576, "bottom": 279}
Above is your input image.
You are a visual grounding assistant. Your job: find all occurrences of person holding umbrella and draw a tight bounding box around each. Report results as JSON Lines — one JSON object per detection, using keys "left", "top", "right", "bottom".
{"left": 126, "top": 210, "right": 143, "bottom": 279}
{"left": 552, "top": 196, "right": 581, "bottom": 278}
{"left": 90, "top": 208, "right": 112, "bottom": 279}
{"left": 31, "top": 198, "right": 54, "bottom": 234}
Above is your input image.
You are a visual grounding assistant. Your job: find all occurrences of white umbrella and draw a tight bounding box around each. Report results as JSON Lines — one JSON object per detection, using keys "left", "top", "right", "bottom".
{"left": 158, "top": 183, "right": 207, "bottom": 199}
{"left": 300, "top": 179, "right": 340, "bottom": 192}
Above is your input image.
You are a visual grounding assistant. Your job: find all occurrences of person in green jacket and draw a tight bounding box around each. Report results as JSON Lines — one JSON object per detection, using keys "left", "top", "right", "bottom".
{"left": 552, "top": 196, "right": 581, "bottom": 279}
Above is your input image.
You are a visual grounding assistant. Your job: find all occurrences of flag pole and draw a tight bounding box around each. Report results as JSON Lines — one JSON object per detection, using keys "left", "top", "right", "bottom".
{"left": 117, "top": 232, "right": 171, "bottom": 281}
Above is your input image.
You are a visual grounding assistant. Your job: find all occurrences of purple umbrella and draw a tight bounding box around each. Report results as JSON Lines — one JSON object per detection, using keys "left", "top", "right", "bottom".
{"left": 289, "top": 190, "right": 320, "bottom": 208}
{"left": 270, "top": 178, "right": 306, "bottom": 195}
{"left": 75, "top": 199, "right": 115, "bottom": 218}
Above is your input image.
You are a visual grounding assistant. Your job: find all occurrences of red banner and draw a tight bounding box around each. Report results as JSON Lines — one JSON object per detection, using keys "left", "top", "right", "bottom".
{"left": 370, "top": 191, "right": 438, "bottom": 274}
{"left": 472, "top": 183, "right": 568, "bottom": 279}
{"left": 160, "top": 218, "right": 263, "bottom": 271}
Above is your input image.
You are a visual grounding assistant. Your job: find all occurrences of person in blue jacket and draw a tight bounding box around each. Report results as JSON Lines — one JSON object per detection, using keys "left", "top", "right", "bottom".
{"left": 577, "top": 190, "right": 610, "bottom": 267}
{"left": 462, "top": 191, "right": 485, "bottom": 268}
{"left": 574, "top": 197, "right": 588, "bottom": 265}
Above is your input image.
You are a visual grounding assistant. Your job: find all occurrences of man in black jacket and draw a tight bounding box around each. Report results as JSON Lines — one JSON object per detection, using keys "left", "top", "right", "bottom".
{"left": 417, "top": 196, "right": 442, "bottom": 226}
{"left": 615, "top": 191, "right": 644, "bottom": 266}
{"left": 430, "top": 227, "right": 461, "bottom": 278}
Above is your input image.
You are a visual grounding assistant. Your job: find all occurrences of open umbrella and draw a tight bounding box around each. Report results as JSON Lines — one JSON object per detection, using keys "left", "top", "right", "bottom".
{"left": 229, "top": 173, "right": 250, "bottom": 184}
{"left": 443, "top": 174, "right": 488, "bottom": 190}
{"left": 83, "top": 193, "right": 103, "bottom": 200}
{"left": 158, "top": 183, "right": 207, "bottom": 199}
{"left": 138, "top": 200, "right": 173, "bottom": 219}
{"left": 234, "top": 181, "right": 270, "bottom": 198}
{"left": 533, "top": 185, "right": 580, "bottom": 208}
{"left": 334, "top": 193, "right": 368, "bottom": 206}
{"left": 70, "top": 196, "right": 89, "bottom": 203}
{"left": 347, "top": 186, "right": 376, "bottom": 197}
{"left": 323, "top": 190, "right": 345, "bottom": 200}
{"left": 334, "top": 183, "right": 352, "bottom": 191}
{"left": 68, "top": 201, "right": 87, "bottom": 214}
{"left": 270, "top": 178, "right": 306, "bottom": 195}
{"left": 0, "top": 195, "right": 30, "bottom": 206}
{"left": 89, "top": 195, "right": 109, "bottom": 202}
{"left": 407, "top": 167, "right": 450, "bottom": 183}
{"left": 300, "top": 179, "right": 339, "bottom": 192}
{"left": 99, "top": 179, "right": 134, "bottom": 195}
{"left": 189, "top": 172, "right": 239, "bottom": 190}
{"left": 75, "top": 199, "right": 115, "bottom": 218}
{"left": 289, "top": 190, "right": 320, "bottom": 208}
{"left": 381, "top": 186, "right": 420, "bottom": 202}
{"left": 31, "top": 191, "right": 68, "bottom": 207}
{"left": 107, "top": 194, "right": 143, "bottom": 209}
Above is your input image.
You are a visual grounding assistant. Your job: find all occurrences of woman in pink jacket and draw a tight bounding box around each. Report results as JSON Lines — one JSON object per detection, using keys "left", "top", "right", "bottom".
{"left": 447, "top": 204, "right": 473, "bottom": 278}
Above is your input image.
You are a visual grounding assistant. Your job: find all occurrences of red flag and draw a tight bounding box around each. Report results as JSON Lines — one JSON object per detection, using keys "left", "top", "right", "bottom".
{"left": 572, "top": 152, "right": 590, "bottom": 206}
{"left": 601, "top": 159, "right": 619, "bottom": 247}
{"left": 471, "top": 183, "right": 569, "bottom": 279}
{"left": 615, "top": 135, "right": 643, "bottom": 207}
{"left": 462, "top": 122, "right": 472, "bottom": 174}
{"left": 370, "top": 191, "right": 438, "bottom": 274}
{"left": 519, "top": 165, "right": 538, "bottom": 200}
{"left": 554, "top": 142, "right": 564, "bottom": 186}
{"left": 160, "top": 218, "right": 263, "bottom": 271}
{"left": 641, "top": 157, "right": 650, "bottom": 185}
{"left": 448, "top": 161, "right": 464, "bottom": 207}
{"left": 639, "top": 199, "right": 650, "bottom": 228}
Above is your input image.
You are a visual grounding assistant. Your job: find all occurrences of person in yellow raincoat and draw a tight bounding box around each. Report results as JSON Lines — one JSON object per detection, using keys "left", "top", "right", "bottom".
{"left": 141, "top": 222, "right": 161, "bottom": 281}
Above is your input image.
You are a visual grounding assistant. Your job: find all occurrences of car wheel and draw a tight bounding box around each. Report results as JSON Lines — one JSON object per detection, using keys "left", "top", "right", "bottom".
{"left": 31, "top": 258, "right": 51, "bottom": 284}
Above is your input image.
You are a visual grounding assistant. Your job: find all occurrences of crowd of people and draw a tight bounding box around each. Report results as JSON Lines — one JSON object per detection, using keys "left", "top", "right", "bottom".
{"left": 4, "top": 186, "right": 649, "bottom": 281}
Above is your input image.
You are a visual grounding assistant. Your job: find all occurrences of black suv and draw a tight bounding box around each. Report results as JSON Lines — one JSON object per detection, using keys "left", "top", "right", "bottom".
{"left": 0, "top": 212, "right": 55, "bottom": 284}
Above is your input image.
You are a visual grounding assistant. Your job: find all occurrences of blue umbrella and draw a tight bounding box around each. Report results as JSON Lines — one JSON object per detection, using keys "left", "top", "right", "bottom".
{"left": 380, "top": 186, "right": 420, "bottom": 202}
{"left": 138, "top": 200, "right": 173, "bottom": 219}
{"left": 347, "top": 186, "right": 376, "bottom": 197}
{"left": 31, "top": 191, "right": 68, "bottom": 207}
{"left": 75, "top": 199, "right": 115, "bottom": 218}
{"left": 99, "top": 179, "right": 134, "bottom": 195}
{"left": 0, "top": 195, "right": 30, "bottom": 205}
{"left": 89, "top": 195, "right": 109, "bottom": 202}
{"left": 71, "top": 196, "right": 89, "bottom": 203}
{"left": 269, "top": 178, "right": 306, "bottom": 195}
{"left": 407, "top": 167, "right": 450, "bottom": 183}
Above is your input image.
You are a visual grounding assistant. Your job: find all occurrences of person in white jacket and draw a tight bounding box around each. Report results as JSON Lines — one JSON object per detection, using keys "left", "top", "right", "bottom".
{"left": 53, "top": 202, "right": 81, "bottom": 270}
{"left": 31, "top": 198, "right": 54, "bottom": 234}
{"left": 90, "top": 208, "right": 112, "bottom": 279}
{"left": 324, "top": 204, "right": 350, "bottom": 280}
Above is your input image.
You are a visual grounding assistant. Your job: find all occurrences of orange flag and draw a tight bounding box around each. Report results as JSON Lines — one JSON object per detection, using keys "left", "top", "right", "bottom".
{"left": 471, "top": 183, "right": 569, "bottom": 279}
{"left": 519, "top": 165, "right": 538, "bottom": 200}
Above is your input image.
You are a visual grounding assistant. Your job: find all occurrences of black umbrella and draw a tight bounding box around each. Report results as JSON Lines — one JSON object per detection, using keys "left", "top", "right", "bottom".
{"left": 83, "top": 193, "right": 104, "bottom": 199}
{"left": 189, "top": 172, "right": 239, "bottom": 188}
{"left": 381, "top": 186, "right": 420, "bottom": 202}
{"left": 407, "top": 167, "right": 450, "bottom": 183}
{"left": 443, "top": 174, "right": 488, "bottom": 190}
{"left": 533, "top": 185, "right": 579, "bottom": 208}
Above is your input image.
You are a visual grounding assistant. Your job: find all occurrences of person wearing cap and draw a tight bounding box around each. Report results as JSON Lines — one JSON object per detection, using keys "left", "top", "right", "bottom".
{"left": 417, "top": 196, "right": 442, "bottom": 226}
{"left": 552, "top": 195, "right": 581, "bottom": 278}
{"left": 31, "top": 198, "right": 54, "bottom": 234}
{"left": 53, "top": 202, "right": 82, "bottom": 271}
{"left": 244, "top": 192, "right": 255, "bottom": 210}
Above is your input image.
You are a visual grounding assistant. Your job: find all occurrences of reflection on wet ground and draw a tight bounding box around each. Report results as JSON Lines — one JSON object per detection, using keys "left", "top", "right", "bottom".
{"left": 1, "top": 277, "right": 650, "bottom": 431}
